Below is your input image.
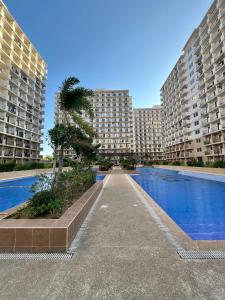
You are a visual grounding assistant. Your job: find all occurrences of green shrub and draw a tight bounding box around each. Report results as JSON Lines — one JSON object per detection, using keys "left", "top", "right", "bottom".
{"left": 119, "top": 156, "right": 137, "bottom": 170}
{"left": 212, "top": 161, "right": 225, "bottom": 168}
{"left": 122, "top": 164, "right": 135, "bottom": 170}
{"left": 12, "top": 190, "right": 63, "bottom": 219}
{"left": 204, "top": 161, "right": 213, "bottom": 168}
{"left": 171, "top": 161, "right": 181, "bottom": 166}
{"left": 55, "top": 168, "right": 96, "bottom": 206}
{"left": 0, "top": 162, "right": 53, "bottom": 172}
{"left": 0, "top": 162, "right": 16, "bottom": 172}
{"left": 29, "top": 190, "right": 63, "bottom": 217}
{"left": 99, "top": 161, "right": 113, "bottom": 171}
{"left": 144, "top": 161, "right": 154, "bottom": 166}
{"left": 187, "top": 160, "right": 204, "bottom": 167}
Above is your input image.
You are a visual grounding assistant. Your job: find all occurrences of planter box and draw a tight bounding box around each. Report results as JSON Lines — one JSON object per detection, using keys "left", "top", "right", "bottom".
{"left": 0, "top": 181, "right": 103, "bottom": 253}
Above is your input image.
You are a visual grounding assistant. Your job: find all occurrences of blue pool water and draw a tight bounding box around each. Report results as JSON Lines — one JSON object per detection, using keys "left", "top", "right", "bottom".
{"left": 0, "top": 174, "right": 105, "bottom": 212}
{"left": 131, "top": 168, "right": 225, "bottom": 240}
{"left": 96, "top": 174, "right": 106, "bottom": 181}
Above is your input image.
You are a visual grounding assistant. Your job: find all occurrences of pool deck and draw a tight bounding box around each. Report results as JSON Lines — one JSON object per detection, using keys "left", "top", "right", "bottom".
{"left": 0, "top": 169, "right": 225, "bottom": 299}
{"left": 0, "top": 168, "right": 53, "bottom": 181}
{"left": 154, "top": 165, "right": 225, "bottom": 176}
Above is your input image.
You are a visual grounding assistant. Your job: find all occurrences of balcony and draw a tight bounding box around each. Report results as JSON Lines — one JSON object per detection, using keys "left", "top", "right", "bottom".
{"left": 15, "top": 151, "right": 23, "bottom": 157}
{"left": 16, "top": 140, "right": 23, "bottom": 147}
{"left": 7, "top": 105, "right": 16, "bottom": 115}
{"left": 199, "top": 89, "right": 206, "bottom": 97}
{"left": 214, "top": 49, "right": 224, "bottom": 62}
{"left": 200, "top": 100, "right": 207, "bottom": 108}
{"left": 204, "top": 139, "right": 211, "bottom": 145}
{"left": 205, "top": 150, "right": 213, "bottom": 156}
{"left": 6, "top": 127, "right": 15, "bottom": 135}
{"left": 208, "top": 103, "right": 218, "bottom": 113}
{"left": 217, "top": 72, "right": 225, "bottom": 83}
{"left": 211, "top": 38, "right": 223, "bottom": 52}
{"left": 202, "top": 119, "right": 210, "bottom": 127}
{"left": 3, "top": 151, "right": 14, "bottom": 157}
{"left": 218, "top": 98, "right": 225, "bottom": 108}
{"left": 202, "top": 129, "right": 210, "bottom": 135}
{"left": 220, "top": 109, "right": 225, "bottom": 117}
{"left": 5, "top": 139, "right": 14, "bottom": 146}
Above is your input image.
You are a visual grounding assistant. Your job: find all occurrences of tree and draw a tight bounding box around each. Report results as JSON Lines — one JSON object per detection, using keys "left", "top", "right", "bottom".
{"left": 49, "top": 76, "right": 97, "bottom": 178}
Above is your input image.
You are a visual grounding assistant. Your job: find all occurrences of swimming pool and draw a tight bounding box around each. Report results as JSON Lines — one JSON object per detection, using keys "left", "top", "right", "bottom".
{"left": 0, "top": 174, "right": 105, "bottom": 212}
{"left": 131, "top": 168, "right": 225, "bottom": 240}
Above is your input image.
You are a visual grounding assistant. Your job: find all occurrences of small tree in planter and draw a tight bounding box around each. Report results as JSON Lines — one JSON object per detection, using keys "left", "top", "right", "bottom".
{"left": 119, "top": 156, "right": 137, "bottom": 170}
{"left": 50, "top": 76, "right": 97, "bottom": 175}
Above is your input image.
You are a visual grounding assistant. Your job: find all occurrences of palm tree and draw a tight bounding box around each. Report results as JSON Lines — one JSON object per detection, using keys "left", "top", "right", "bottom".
{"left": 60, "top": 77, "right": 95, "bottom": 135}
{"left": 52, "top": 76, "right": 96, "bottom": 174}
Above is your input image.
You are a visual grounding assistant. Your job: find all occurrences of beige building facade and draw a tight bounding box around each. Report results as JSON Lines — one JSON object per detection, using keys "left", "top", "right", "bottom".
{"left": 55, "top": 89, "right": 134, "bottom": 162}
{"left": 0, "top": 0, "right": 47, "bottom": 163}
{"left": 133, "top": 106, "right": 163, "bottom": 162}
{"left": 161, "top": 0, "right": 225, "bottom": 162}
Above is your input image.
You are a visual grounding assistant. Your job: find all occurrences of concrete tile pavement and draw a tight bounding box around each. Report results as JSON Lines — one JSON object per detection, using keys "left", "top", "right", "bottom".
{"left": 0, "top": 173, "right": 225, "bottom": 299}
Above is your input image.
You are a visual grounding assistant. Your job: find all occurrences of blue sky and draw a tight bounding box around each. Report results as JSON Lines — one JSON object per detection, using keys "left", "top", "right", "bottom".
{"left": 4, "top": 0, "right": 213, "bottom": 155}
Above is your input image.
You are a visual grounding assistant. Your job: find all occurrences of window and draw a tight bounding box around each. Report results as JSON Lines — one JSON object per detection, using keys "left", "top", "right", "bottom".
{"left": 194, "top": 112, "right": 199, "bottom": 118}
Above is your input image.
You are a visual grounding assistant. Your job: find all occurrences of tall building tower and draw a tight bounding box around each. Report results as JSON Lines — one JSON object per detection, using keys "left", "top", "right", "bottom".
{"left": 161, "top": 0, "right": 225, "bottom": 163}
{"left": 133, "top": 106, "right": 163, "bottom": 162}
{"left": 55, "top": 89, "right": 134, "bottom": 162}
{"left": 0, "top": 0, "right": 47, "bottom": 163}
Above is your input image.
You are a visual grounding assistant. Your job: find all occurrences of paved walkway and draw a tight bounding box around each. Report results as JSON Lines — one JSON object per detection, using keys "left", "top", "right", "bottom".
{"left": 1, "top": 174, "right": 225, "bottom": 299}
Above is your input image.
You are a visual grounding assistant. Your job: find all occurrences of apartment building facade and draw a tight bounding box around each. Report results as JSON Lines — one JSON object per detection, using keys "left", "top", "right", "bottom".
{"left": 55, "top": 89, "right": 134, "bottom": 162}
{"left": 0, "top": 0, "right": 47, "bottom": 163}
{"left": 161, "top": 0, "right": 225, "bottom": 162}
{"left": 133, "top": 106, "right": 164, "bottom": 162}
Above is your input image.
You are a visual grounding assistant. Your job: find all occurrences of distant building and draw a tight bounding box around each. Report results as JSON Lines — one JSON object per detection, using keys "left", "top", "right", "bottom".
{"left": 161, "top": 0, "right": 225, "bottom": 162}
{"left": 0, "top": 0, "right": 47, "bottom": 163}
{"left": 55, "top": 89, "right": 134, "bottom": 162}
{"left": 133, "top": 106, "right": 164, "bottom": 162}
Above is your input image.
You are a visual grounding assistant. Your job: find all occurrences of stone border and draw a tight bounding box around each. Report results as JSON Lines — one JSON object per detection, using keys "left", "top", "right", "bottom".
{"left": 128, "top": 175, "right": 225, "bottom": 251}
{"left": 0, "top": 181, "right": 103, "bottom": 253}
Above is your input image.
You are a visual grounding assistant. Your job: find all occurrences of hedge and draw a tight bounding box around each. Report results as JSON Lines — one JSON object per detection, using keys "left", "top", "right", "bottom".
{"left": 0, "top": 162, "right": 53, "bottom": 172}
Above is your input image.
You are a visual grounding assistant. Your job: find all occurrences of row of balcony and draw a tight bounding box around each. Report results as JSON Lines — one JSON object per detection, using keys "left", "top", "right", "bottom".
{"left": 205, "top": 149, "right": 225, "bottom": 156}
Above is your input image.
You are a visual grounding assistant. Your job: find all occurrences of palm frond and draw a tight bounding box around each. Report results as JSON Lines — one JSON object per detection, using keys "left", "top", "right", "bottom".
{"left": 71, "top": 112, "right": 97, "bottom": 138}
{"left": 59, "top": 76, "right": 94, "bottom": 120}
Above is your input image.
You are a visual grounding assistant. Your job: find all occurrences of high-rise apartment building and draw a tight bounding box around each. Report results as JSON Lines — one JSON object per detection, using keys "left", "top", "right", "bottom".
{"left": 133, "top": 106, "right": 163, "bottom": 162}
{"left": 161, "top": 0, "right": 225, "bottom": 162}
{"left": 55, "top": 89, "right": 134, "bottom": 162}
{"left": 0, "top": 1, "right": 47, "bottom": 163}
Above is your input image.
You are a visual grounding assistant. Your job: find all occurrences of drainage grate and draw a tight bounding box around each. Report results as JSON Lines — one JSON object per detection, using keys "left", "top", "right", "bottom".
{"left": 178, "top": 250, "right": 225, "bottom": 260}
{"left": 0, "top": 252, "right": 73, "bottom": 261}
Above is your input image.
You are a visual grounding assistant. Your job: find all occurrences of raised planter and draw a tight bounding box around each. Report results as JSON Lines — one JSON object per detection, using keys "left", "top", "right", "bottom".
{"left": 0, "top": 181, "right": 103, "bottom": 253}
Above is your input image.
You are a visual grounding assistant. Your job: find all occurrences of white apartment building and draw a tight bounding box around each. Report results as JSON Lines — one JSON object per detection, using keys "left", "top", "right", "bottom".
{"left": 0, "top": 1, "right": 47, "bottom": 163}
{"left": 161, "top": 0, "right": 225, "bottom": 162}
{"left": 133, "top": 106, "right": 163, "bottom": 162}
{"left": 55, "top": 89, "right": 134, "bottom": 162}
